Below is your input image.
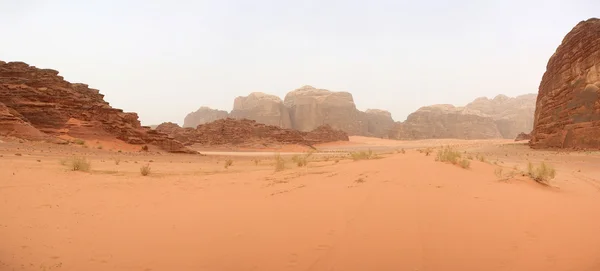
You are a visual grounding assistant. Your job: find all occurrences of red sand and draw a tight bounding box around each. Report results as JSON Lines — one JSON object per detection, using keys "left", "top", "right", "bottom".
{"left": 1, "top": 137, "right": 600, "bottom": 271}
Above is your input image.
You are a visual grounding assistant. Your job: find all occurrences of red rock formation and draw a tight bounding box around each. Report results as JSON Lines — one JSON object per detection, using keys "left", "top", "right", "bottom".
{"left": 157, "top": 118, "right": 348, "bottom": 148}
{"left": 530, "top": 18, "right": 600, "bottom": 149}
{"left": 514, "top": 132, "right": 532, "bottom": 142}
{"left": 0, "top": 61, "right": 195, "bottom": 153}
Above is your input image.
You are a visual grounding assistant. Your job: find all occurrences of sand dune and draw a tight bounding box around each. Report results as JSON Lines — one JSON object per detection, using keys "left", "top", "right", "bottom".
{"left": 1, "top": 138, "right": 600, "bottom": 271}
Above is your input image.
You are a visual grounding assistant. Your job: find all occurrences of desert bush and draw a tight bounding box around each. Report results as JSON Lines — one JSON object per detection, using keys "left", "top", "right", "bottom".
{"left": 435, "top": 146, "right": 462, "bottom": 164}
{"left": 141, "top": 145, "right": 149, "bottom": 152}
{"left": 224, "top": 159, "right": 233, "bottom": 169}
{"left": 97, "top": 145, "right": 103, "bottom": 149}
{"left": 459, "top": 158, "right": 471, "bottom": 169}
{"left": 113, "top": 157, "right": 121, "bottom": 165}
{"left": 253, "top": 159, "right": 260, "bottom": 166}
{"left": 477, "top": 154, "right": 486, "bottom": 162}
{"left": 140, "top": 164, "right": 151, "bottom": 176}
{"left": 527, "top": 162, "right": 556, "bottom": 183}
{"left": 274, "top": 153, "right": 285, "bottom": 172}
{"left": 350, "top": 149, "right": 376, "bottom": 161}
{"left": 65, "top": 156, "right": 91, "bottom": 172}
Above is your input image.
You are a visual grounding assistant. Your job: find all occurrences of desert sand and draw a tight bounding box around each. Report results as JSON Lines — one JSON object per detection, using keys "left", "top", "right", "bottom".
{"left": 1, "top": 137, "right": 600, "bottom": 271}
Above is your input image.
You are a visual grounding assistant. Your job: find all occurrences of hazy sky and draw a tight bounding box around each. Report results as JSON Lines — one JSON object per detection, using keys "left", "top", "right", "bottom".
{"left": 1, "top": 0, "right": 598, "bottom": 125}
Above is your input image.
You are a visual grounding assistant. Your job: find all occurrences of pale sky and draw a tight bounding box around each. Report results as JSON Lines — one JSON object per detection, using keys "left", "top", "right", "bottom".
{"left": 1, "top": 0, "right": 598, "bottom": 125}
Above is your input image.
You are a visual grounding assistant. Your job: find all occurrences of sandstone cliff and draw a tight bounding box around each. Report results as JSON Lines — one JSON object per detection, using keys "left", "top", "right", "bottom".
{"left": 0, "top": 61, "right": 195, "bottom": 153}
{"left": 530, "top": 18, "right": 600, "bottom": 149}
{"left": 183, "top": 106, "right": 228, "bottom": 128}
{"left": 229, "top": 92, "right": 292, "bottom": 128}
{"left": 465, "top": 94, "right": 536, "bottom": 139}
{"left": 389, "top": 105, "right": 503, "bottom": 139}
{"left": 284, "top": 86, "right": 362, "bottom": 133}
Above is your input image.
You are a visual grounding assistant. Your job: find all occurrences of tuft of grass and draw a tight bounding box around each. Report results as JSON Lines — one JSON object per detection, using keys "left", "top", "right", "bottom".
{"left": 459, "top": 158, "right": 471, "bottom": 169}
{"left": 494, "top": 168, "right": 503, "bottom": 178}
{"left": 274, "top": 153, "right": 285, "bottom": 172}
{"left": 350, "top": 149, "right": 376, "bottom": 161}
{"left": 113, "top": 157, "right": 121, "bottom": 165}
{"left": 72, "top": 138, "right": 85, "bottom": 145}
{"left": 355, "top": 178, "right": 365, "bottom": 183}
{"left": 64, "top": 156, "right": 91, "bottom": 172}
{"left": 224, "top": 159, "right": 233, "bottom": 169}
{"left": 296, "top": 155, "right": 308, "bottom": 167}
{"left": 467, "top": 154, "right": 474, "bottom": 160}
{"left": 97, "top": 145, "right": 103, "bottom": 149}
{"left": 141, "top": 145, "right": 149, "bottom": 152}
{"left": 15, "top": 153, "right": 22, "bottom": 156}
{"left": 253, "top": 159, "right": 260, "bottom": 166}
{"left": 527, "top": 161, "right": 556, "bottom": 184}
{"left": 334, "top": 159, "right": 340, "bottom": 164}
{"left": 477, "top": 154, "right": 486, "bottom": 162}
{"left": 140, "top": 164, "right": 151, "bottom": 176}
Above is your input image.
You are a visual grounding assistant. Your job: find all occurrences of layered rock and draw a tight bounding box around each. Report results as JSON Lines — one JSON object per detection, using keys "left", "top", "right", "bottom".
{"left": 229, "top": 92, "right": 292, "bottom": 128}
{"left": 465, "top": 94, "right": 536, "bottom": 139}
{"left": 361, "top": 109, "right": 395, "bottom": 138}
{"left": 530, "top": 18, "right": 600, "bottom": 149}
{"left": 157, "top": 118, "right": 348, "bottom": 148}
{"left": 0, "top": 61, "right": 195, "bottom": 153}
{"left": 183, "top": 106, "right": 228, "bottom": 128}
{"left": 284, "top": 85, "right": 364, "bottom": 134}
{"left": 389, "top": 105, "right": 503, "bottom": 139}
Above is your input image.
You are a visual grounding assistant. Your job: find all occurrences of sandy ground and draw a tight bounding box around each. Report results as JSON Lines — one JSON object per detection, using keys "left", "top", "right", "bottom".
{"left": 1, "top": 137, "right": 600, "bottom": 271}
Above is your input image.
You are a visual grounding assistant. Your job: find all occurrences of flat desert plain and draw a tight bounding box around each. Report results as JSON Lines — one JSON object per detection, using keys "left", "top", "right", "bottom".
{"left": 1, "top": 136, "right": 600, "bottom": 271}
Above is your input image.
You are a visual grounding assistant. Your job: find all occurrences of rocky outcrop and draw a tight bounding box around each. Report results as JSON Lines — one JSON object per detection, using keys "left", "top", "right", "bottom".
{"left": 229, "top": 92, "right": 292, "bottom": 128}
{"left": 0, "top": 61, "right": 195, "bottom": 153}
{"left": 389, "top": 105, "right": 503, "bottom": 139}
{"left": 530, "top": 18, "right": 600, "bottom": 149}
{"left": 183, "top": 106, "right": 228, "bottom": 128}
{"left": 361, "top": 109, "right": 395, "bottom": 138}
{"left": 465, "top": 94, "right": 537, "bottom": 139}
{"left": 515, "top": 132, "right": 532, "bottom": 142}
{"left": 284, "top": 85, "right": 364, "bottom": 134}
{"left": 0, "top": 101, "right": 48, "bottom": 140}
{"left": 157, "top": 118, "right": 348, "bottom": 148}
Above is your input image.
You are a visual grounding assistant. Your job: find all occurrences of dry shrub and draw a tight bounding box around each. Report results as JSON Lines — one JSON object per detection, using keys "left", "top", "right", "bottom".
{"left": 435, "top": 146, "right": 461, "bottom": 164}
{"left": 140, "top": 164, "right": 151, "bottom": 176}
{"left": 350, "top": 149, "right": 376, "bottom": 161}
{"left": 72, "top": 139, "right": 85, "bottom": 145}
{"left": 253, "top": 159, "right": 260, "bottom": 166}
{"left": 224, "top": 159, "right": 233, "bottom": 169}
{"left": 527, "top": 162, "right": 556, "bottom": 183}
{"left": 113, "top": 157, "right": 121, "bottom": 165}
{"left": 459, "top": 158, "right": 471, "bottom": 169}
{"left": 494, "top": 168, "right": 503, "bottom": 178}
{"left": 65, "top": 156, "right": 91, "bottom": 172}
{"left": 274, "top": 153, "right": 285, "bottom": 172}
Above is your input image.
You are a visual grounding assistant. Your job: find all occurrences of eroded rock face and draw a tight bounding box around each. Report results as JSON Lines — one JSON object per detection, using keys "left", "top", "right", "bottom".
{"left": 530, "top": 18, "right": 600, "bottom": 149}
{"left": 183, "top": 106, "right": 228, "bottom": 128}
{"left": 0, "top": 61, "right": 195, "bottom": 153}
{"left": 465, "top": 94, "right": 537, "bottom": 139}
{"left": 230, "top": 92, "right": 292, "bottom": 128}
{"left": 284, "top": 85, "right": 363, "bottom": 134}
{"left": 361, "top": 109, "right": 395, "bottom": 138}
{"left": 0, "top": 101, "right": 48, "bottom": 140}
{"left": 157, "top": 118, "right": 349, "bottom": 148}
{"left": 389, "top": 105, "right": 503, "bottom": 139}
